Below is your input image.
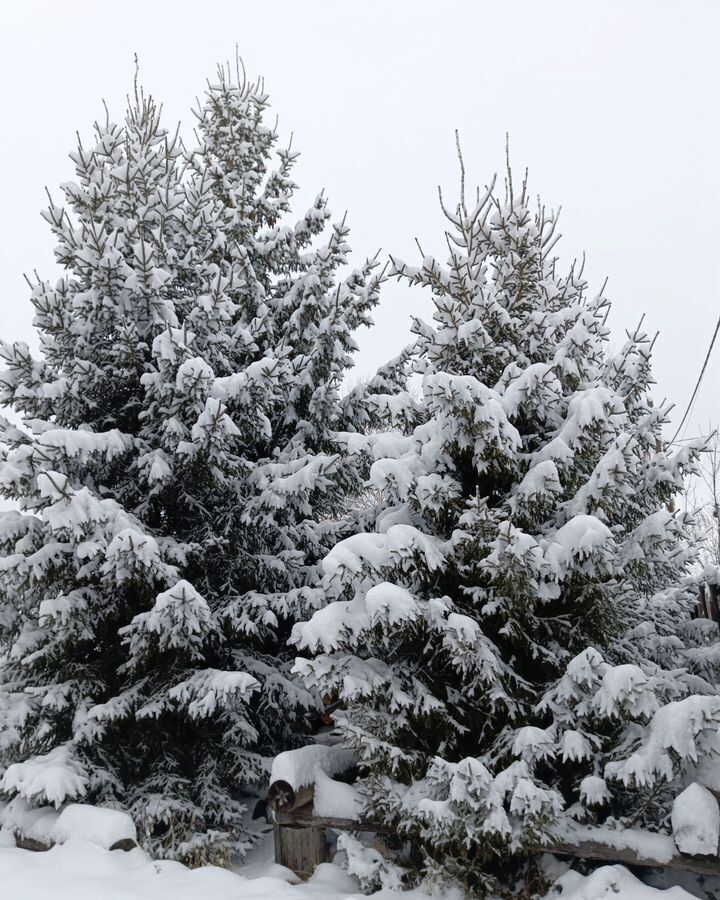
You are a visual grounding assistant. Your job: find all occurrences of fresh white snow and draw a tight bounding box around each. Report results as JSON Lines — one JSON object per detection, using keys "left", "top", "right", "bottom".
{"left": 0, "top": 831, "right": 711, "bottom": 900}
{"left": 0, "top": 829, "right": 415, "bottom": 900}
{"left": 1, "top": 800, "right": 136, "bottom": 850}
{"left": 270, "top": 744, "right": 356, "bottom": 792}
{"left": 671, "top": 783, "right": 720, "bottom": 856}
{"left": 550, "top": 865, "right": 699, "bottom": 900}
{"left": 0, "top": 745, "right": 89, "bottom": 807}
{"left": 53, "top": 804, "right": 137, "bottom": 849}
{"left": 312, "top": 771, "right": 361, "bottom": 821}
{"left": 1, "top": 797, "right": 59, "bottom": 845}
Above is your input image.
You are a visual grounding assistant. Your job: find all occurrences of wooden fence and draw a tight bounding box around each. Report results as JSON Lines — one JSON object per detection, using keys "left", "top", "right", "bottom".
{"left": 267, "top": 778, "right": 720, "bottom": 880}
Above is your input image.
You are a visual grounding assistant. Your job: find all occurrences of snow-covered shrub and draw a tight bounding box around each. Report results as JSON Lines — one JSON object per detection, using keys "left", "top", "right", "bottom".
{"left": 292, "top": 164, "right": 715, "bottom": 890}
{"left": 336, "top": 832, "right": 407, "bottom": 892}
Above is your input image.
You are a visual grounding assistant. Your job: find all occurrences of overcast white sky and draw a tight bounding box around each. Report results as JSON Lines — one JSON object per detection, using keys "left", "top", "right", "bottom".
{"left": 1, "top": 0, "right": 718, "bottom": 442}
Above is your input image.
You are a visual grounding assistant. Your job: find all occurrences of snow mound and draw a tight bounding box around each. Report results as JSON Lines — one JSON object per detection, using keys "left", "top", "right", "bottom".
{"left": 313, "top": 771, "right": 361, "bottom": 821}
{"left": 270, "top": 744, "right": 356, "bottom": 791}
{"left": 54, "top": 804, "right": 137, "bottom": 849}
{"left": 0, "top": 797, "right": 59, "bottom": 844}
{"left": 672, "top": 783, "right": 720, "bottom": 856}
{"left": 553, "top": 864, "right": 699, "bottom": 900}
{"left": 0, "top": 799, "right": 136, "bottom": 850}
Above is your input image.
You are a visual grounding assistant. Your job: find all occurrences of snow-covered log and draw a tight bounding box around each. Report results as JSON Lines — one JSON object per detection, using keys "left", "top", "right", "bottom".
{"left": 519, "top": 820, "right": 720, "bottom": 876}
{"left": 0, "top": 800, "right": 137, "bottom": 852}
{"left": 268, "top": 745, "right": 357, "bottom": 812}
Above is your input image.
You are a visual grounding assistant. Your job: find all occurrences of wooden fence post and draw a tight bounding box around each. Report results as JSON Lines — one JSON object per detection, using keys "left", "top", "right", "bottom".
{"left": 274, "top": 822, "right": 329, "bottom": 877}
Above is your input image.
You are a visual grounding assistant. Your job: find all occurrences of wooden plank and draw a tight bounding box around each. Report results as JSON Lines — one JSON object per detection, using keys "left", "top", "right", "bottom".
{"left": 269, "top": 779, "right": 389, "bottom": 833}
{"left": 274, "top": 807, "right": 391, "bottom": 834}
{"left": 532, "top": 837, "right": 720, "bottom": 877}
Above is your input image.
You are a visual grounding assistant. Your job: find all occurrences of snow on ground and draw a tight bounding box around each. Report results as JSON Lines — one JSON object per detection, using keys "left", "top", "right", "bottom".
{"left": 0, "top": 826, "right": 417, "bottom": 900}
{"left": 550, "top": 864, "right": 709, "bottom": 900}
{"left": 0, "top": 819, "right": 712, "bottom": 900}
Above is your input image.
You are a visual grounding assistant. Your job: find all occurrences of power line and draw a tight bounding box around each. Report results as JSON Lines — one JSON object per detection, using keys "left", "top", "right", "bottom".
{"left": 670, "top": 314, "right": 720, "bottom": 445}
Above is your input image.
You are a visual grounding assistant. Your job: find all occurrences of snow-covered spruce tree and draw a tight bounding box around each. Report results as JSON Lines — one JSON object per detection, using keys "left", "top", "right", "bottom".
{"left": 0, "top": 66, "right": 382, "bottom": 864}
{"left": 292, "top": 166, "right": 720, "bottom": 891}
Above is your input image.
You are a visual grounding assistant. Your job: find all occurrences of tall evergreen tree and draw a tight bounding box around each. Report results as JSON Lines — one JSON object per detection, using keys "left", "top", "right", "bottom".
{"left": 0, "top": 64, "right": 381, "bottom": 864}
{"left": 292, "top": 165, "right": 720, "bottom": 891}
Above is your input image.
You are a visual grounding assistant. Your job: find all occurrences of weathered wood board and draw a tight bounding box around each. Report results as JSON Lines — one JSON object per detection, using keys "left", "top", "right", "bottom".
{"left": 274, "top": 823, "right": 329, "bottom": 877}
{"left": 270, "top": 779, "right": 720, "bottom": 879}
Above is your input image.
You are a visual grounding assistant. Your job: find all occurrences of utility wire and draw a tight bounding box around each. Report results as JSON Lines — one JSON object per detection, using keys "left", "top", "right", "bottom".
{"left": 670, "top": 314, "right": 720, "bottom": 445}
